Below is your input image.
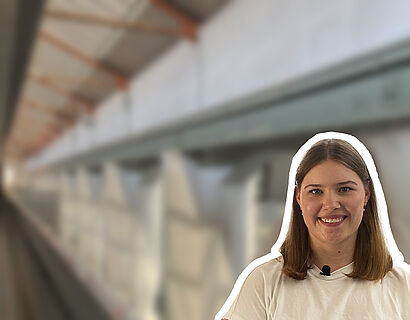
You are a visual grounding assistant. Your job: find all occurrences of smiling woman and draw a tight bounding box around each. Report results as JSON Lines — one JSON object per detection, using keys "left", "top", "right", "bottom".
{"left": 216, "top": 132, "right": 410, "bottom": 320}
{"left": 284, "top": 140, "right": 388, "bottom": 281}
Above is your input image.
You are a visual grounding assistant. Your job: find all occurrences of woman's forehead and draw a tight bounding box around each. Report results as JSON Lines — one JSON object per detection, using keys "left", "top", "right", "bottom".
{"left": 301, "top": 160, "right": 362, "bottom": 184}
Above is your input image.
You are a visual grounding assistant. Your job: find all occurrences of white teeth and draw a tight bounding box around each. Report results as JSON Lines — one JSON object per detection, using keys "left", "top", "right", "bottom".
{"left": 321, "top": 217, "right": 344, "bottom": 223}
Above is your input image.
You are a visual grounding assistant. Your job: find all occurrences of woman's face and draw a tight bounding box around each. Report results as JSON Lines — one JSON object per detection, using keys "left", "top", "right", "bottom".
{"left": 296, "top": 160, "right": 370, "bottom": 248}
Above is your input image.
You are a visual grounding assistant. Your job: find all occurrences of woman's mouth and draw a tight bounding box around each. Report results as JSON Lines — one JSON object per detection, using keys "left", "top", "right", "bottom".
{"left": 319, "top": 216, "right": 346, "bottom": 226}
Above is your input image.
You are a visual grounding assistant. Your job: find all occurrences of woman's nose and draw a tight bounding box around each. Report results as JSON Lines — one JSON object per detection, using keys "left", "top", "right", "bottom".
{"left": 322, "top": 192, "right": 340, "bottom": 211}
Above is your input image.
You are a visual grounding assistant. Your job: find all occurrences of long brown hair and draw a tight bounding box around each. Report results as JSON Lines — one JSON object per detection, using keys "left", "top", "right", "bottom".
{"left": 280, "top": 139, "right": 392, "bottom": 281}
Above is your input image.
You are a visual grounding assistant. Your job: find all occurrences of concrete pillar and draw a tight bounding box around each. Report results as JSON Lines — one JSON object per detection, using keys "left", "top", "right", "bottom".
{"left": 72, "top": 166, "right": 104, "bottom": 279}
{"left": 101, "top": 162, "right": 137, "bottom": 307}
{"left": 59, "top": 170, "right": 76, "bottom": 249}
{"left": 224, "top": 164, "right": 262, "bottom": 276}
{"left": 361, "top": 130, "right": 410, "bottom": 261}
{"left": 101, "top": 161, "right": 163, "bottom": 320}
{"left": 162, "top": 150, "right": 234, "bottom": 320}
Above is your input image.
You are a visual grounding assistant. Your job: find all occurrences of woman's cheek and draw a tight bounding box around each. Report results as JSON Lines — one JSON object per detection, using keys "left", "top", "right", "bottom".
{"left": 303, "top": 199, "right": 320, "bottom": 215}
{"left": 348, "top": 193, "right": 365, "bottom": 212}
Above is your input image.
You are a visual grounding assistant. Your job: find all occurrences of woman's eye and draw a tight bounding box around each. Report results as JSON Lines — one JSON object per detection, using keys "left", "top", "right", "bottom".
{"left": 339, "top": 186, "right": 352, "bottom": 192}
{"left": 309, "top": 189, "right": 321, "bottom": 195}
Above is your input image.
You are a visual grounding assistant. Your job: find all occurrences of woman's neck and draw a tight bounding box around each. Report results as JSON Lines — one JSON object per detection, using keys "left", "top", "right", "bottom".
{"left": 310, "top": 238, "right": 355, "bottom": 272}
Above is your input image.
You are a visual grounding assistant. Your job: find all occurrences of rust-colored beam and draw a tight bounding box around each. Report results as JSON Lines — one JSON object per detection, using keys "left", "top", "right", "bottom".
{"left": 23, "top": 107, "right": 74, "bottom": 131}
{"left": 10, "top": 134, "right": 52, "bottom": 159}
{"left": 14, "top": 106, "right": 77, "bottom": 156}
{"left": 40, "top": 31, "right": 128, "bottom": 89}
{"left": 8, "top": 137, "right": 38, "bottom": 156}
{"left": 46, "top": 9, "right": 187, "bottom": 39}
{"left": 24, "top": 97, "right": 77, "bottom": 127}
{"left": 17, "top": 109, "right": 63, "bottom": 142}
{"left": 151, "top": 0, "right": 197, "bottom": 41}
{"left": 24, "top": 97, "right": 75, "bottom": 116}
{"left": 29, "top": 72, "right": 116, "bottom": 89}
{"left": 4, "top": 143, "right": 27, "bottom": 162}
{"left": 38, "top": 132, "right": 54, "bottom": 145}
{"left": 7, "top": 137, "right": 29, "bottom": 151}
{"left": 7, "top": 135, "right": 35, "bottom": 158}
{"left": 23, "top": 135, "right": 50, "bottom": 157}
{"left": 21, "top": 107, "right": 56, "bottom": 122}
{"left": 19, "top": 109, "right": 64, "bottom": 137}
{"left": 29, "top": 73, "right": 95, "bottom": 114}
{"left": 29, "top": 126, "right": 56, "bottom": 146}
{"left": 4, "top": 146, "right": 24, "bottom": 159}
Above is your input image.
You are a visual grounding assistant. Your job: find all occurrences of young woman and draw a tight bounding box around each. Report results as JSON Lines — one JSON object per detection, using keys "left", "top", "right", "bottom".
{"left": 216, "top": 132, "right": 410, "bottom": 320}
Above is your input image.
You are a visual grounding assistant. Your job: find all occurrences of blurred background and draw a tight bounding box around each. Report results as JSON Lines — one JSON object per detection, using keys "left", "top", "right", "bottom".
{"left": 1, "top": 0, "right": 410, "bottom": 319}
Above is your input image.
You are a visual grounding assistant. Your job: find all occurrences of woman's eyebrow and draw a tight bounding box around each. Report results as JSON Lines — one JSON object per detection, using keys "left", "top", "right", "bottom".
{"left": 303, "top": 181, "right": 358, "bottom": 189}
{"left": 336, "top": 180, "right": 358, "bottom": 186}
{"left": 304, "top": 184, "right": 322, "bottom": 189}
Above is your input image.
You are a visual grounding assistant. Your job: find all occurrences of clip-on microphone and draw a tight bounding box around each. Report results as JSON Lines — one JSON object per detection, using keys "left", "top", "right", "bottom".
{"left": 320, "top": 265, "right": 331, "bottom": 276}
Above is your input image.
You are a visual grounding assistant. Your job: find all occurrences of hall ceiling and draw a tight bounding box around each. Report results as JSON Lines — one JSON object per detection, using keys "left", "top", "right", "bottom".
{"left": 4, "top": 0, "right": 227, "bottom": 163}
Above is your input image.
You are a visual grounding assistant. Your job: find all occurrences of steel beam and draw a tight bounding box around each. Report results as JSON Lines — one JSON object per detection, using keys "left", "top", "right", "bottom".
{"left": 19, "top": 110, "right": 63, "bottom": 137}
{"left": 52, "top": 38, "right": 410, "bottom": 168}
{"left": 40, "top": 31, "right": 128, "bottom": 89}
{"left": 46, "top": 9, "right": 188, "bottom": 39}
{"left": 29, "top": 73, "right": 116, "bottom": 89}
{"left": 24, "top": 98, "right": 76, "bottom": 127}
{"left": 151, "top": 0, "right": 197, "bottom": 41}
{"left": 29, "top": 73, "right": 95, "bottom": 114}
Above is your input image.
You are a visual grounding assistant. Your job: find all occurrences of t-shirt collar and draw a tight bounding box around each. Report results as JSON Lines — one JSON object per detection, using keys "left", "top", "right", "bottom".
{"left": 309, "top": 262, "right": 354, "bottom": 280}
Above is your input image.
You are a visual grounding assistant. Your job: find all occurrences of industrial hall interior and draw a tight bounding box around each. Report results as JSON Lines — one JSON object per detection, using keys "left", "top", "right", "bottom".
{"left": 1, "top": 0, "right": 410, "bottom": 319}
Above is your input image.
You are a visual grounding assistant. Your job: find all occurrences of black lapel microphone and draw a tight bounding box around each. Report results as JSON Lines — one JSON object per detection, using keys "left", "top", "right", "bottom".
{"left": 320, "top": 265, "right": 331, "bottom": 276}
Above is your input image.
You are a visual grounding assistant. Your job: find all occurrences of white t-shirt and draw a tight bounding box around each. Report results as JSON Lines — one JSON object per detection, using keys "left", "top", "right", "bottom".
{"left": 223, "top": 256, "right": 410, "bottom": 320}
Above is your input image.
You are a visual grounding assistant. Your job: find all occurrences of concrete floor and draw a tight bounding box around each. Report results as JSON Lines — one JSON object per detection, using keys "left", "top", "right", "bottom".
{"left": 0, "top": 194, "right": 120, "bottom": 320}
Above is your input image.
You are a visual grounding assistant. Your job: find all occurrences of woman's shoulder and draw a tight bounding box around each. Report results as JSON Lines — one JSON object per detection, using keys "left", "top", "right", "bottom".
{"left": 389, "top": 261, "right": 410, "bottom": 281}
{"left": 254, "top": 254, "right": 283, "bottom": 272}
{"left": 243, "top": 254, "right": 284, "bottom": 284}
{"left": 383, "top": 261, "right": 410, "bottom": 297}
{"left": 220, "top": 254, "right": 283, "bottom": 320}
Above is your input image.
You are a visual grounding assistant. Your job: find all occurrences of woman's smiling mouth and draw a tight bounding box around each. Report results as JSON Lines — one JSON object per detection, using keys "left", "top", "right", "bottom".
{"left": 319, "top": 216, "right": 347, "bottom": 226}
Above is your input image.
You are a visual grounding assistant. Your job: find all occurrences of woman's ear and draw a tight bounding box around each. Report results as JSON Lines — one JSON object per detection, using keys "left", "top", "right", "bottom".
{"left": 295, "top": 186, "right": 301, "bottom": 206}
{"left": 364, "top": 181, "right": 371, "bottom": 206}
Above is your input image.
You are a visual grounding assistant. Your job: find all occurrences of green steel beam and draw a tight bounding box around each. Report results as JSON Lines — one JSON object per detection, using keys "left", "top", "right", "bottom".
{"left": 57, "top": 38, "right": 410, "bottom": 168}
